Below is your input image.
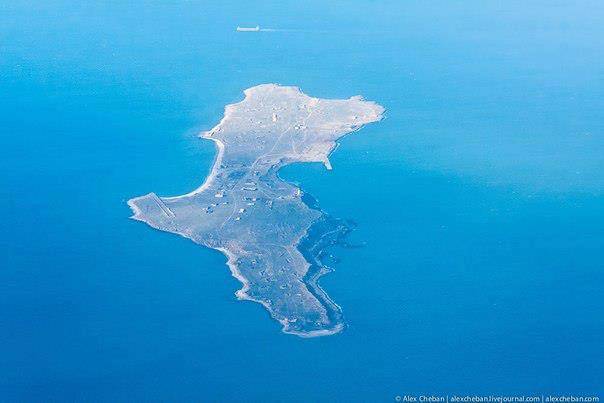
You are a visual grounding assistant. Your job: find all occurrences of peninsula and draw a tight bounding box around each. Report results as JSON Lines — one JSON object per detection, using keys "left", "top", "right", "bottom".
{"left": 128, "top": 84, "right": 384, "bottom": 337}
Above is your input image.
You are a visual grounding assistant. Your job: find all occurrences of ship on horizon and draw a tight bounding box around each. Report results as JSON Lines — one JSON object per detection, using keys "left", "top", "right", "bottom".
{"left": 236, "top": 25, "right": 260, "bottom": 32}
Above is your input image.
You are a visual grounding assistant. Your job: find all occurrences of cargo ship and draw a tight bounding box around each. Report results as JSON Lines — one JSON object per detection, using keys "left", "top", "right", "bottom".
{"left": 236, "top": 25, "right": 260, "bottom": 32}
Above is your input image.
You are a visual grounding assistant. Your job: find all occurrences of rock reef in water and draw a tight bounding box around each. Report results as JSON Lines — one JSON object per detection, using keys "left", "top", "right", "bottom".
{"left": 128, "top": 84, "right": 384, "bottom": 337}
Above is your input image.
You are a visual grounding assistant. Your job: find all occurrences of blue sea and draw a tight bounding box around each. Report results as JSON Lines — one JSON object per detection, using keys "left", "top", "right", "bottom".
{"left": 1, "top": 1, "right": 603, "bottom": 401}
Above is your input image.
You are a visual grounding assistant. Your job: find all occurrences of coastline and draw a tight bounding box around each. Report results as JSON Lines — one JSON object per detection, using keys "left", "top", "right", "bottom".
{"left": 162, "top": 135, "right": 225, "bottom": 201}
{"left": 128, "top": 161, "right": 350, "bottom": 338}
{"left": 163, "top": 85, "right": 292, "bottom": 201}
{"left": 216, "top": 245, "right": 344, "bottom": 337}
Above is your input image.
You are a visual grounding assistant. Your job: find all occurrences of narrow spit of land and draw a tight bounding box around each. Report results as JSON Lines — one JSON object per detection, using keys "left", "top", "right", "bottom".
{"left": 128, "top": 84, "right": 384, "bottom": 337}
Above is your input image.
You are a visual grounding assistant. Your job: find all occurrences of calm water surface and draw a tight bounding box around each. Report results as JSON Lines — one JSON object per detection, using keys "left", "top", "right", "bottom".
{"left": 1, "top": 1, "right": 602, "bottom": 401}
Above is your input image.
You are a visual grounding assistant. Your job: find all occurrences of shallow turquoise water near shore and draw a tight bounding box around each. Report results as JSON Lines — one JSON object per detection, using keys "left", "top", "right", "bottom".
{"left": 1, "top": 1, "right": 603, "bottom": 401}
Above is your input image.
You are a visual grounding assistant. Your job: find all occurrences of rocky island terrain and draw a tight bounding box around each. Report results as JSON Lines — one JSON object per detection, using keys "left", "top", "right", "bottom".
{"left": 128, "top": 84, "right": 384, "bottom": 337}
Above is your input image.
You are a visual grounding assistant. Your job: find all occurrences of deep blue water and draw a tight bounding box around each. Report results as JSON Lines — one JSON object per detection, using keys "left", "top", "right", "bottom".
{"left": 1, "top": 1, "right": 603, "bottom": 401}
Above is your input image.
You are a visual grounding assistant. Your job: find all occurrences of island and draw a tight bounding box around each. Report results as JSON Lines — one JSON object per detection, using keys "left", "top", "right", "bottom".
{"left": 128, "top": 84, "right": 384, "bottom": 337}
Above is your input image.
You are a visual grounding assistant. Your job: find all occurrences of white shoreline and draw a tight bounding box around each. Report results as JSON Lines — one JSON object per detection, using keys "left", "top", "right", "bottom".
{"left": 163, "top": 84, "right": 299, "bottom": 201}
{"left": 163, "top": 133, "right": 225, "bottom": 201}
{"left": 216, "top": 247, "right": 344, "bottom": 338}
